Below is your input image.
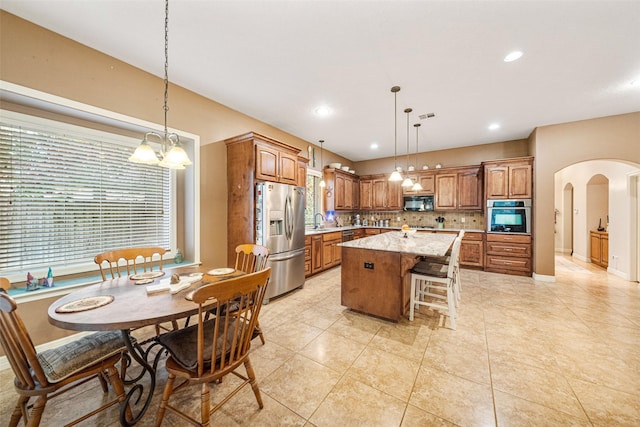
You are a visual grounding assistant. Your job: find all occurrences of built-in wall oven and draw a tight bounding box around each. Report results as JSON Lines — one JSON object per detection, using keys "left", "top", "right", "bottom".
{"left": 487, "top": 199, "right": 531, "bottom": 234}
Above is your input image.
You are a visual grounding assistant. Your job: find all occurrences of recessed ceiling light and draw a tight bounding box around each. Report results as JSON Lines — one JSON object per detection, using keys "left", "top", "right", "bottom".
{"left": 504, "top": 51, "right": 523, "bottom": 62}
{"left": 370, "top": 143, "right": 378, "bottom": 150}
{"left": 488, "top": 123, "right": 500, "bottom": 130}
{"left": 314, "top": 105, "right": 331, "bottom": 117}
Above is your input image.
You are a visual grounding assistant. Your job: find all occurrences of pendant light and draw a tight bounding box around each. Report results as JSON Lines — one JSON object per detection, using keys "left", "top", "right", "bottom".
{"left": 401, "top": 108, "right": 414, "bottom": 187}
{"left": 318, "top": 140, "right": 326, "bottom": 188}
{"left": 129, "top": 0, "right": 192, "bottom": 169}
{"left": 411, "top": 123, "right": 423, "bottom": 192}
{"left": 388, "top": 86, "right": 403, "bottom": 182}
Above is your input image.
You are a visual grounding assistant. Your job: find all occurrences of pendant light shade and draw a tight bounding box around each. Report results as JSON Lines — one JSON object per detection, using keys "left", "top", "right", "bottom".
{"left": 129, "top": 0, "right": 192, "bottom": 169}
{"left": 411, "top": 123, "right": 423, "bottom": 192}
{"left": 401, "top": 108, "right": 414, "bottom": 187}
{"left": 318, "top": 139, "right": 326, "bottom": 187}
{"left": 388, "top": 86, "right": 403, "bottom": 182}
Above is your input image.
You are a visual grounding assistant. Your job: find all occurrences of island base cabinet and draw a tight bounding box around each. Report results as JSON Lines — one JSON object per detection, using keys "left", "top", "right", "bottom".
{"left": 341, "top": 247, "right": 403, "bottom": 322}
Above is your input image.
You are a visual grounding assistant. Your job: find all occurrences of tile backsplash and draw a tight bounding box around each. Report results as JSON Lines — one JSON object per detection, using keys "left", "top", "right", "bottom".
{"left": 333, "top": 211, "right": 485, "bottom": 230}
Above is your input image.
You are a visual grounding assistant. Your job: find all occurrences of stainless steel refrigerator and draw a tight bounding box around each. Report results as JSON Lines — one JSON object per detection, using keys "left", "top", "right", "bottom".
{"left": 255, "top": 182, "right": 306, "bottom": 302}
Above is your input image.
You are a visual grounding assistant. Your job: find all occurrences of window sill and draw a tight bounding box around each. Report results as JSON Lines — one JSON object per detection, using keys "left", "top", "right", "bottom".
{"left": 8, "top": 261, "right": 199, "bottom": 303}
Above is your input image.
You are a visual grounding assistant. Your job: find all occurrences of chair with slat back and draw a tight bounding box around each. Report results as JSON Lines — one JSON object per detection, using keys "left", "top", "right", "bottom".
{"left": 0, "top": 277, "right": 10, "bottom": 293}
{"left": 234, "top": 244, "right": 269, "bottom": 344}
{"left": 94, "top": 247, "right": 176, "bottom": 335}
{"left": 0, "top": 290, "right": 130, "bottom": 426}
{"left": 155, "top": 268, "right": 271, "bottom": 426}
{"left": 94, "top": 247, "right": 167, "bottom": 281}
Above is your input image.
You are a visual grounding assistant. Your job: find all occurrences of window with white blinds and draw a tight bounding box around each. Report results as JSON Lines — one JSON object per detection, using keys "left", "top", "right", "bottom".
{"left": 0, "top": 110, "right": 173, "bottom": 276}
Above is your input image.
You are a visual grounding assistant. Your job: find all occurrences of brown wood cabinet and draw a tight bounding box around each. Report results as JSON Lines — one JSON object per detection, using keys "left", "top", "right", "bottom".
{"left": 322, "top": 231, "right": 342, "bottom": 269}
{"left": 484, "top": 157, "right": 533, "bottom": 199}
{"left": 324, "top": 168, "right": 359, "bottom": 211}
{"left": 225, "top": 132, "right": 302, "bottom": 265}
{"left": 353, "top": 228, "right": 365, "bottom": 239}
{"left": 359, "top": 178, "right": 373, "bottom": 210}
{"left": 485, "top": 233, "right": 532, "bottom": 276}
{"left": 311, "top": 234, "right": 323, "bottom": 274}
{"left": 460, "top": 232, "right": 484, "bottom": 268}
{"left": 435, "top": 166, "right": 482, "bottom": 211}
{"left": 363, "top": 174, "right": 402, "bottom": 211}
{"left": 590, "top": 231, "right": 608, "bottom": 268}
{"left": 297, "top": 156, "right": 308, "bottom": 189}
{"left": 435, "top": 173, "right": 457, "bottom": 210}
{"left": 255, "top": 142, "right": 298, "bottom": 185}
{"left": 403, "top": 172, "right": 435, "bottom": 195}
{"left": 304, "top": 235, "right": 312, "bottom": 277}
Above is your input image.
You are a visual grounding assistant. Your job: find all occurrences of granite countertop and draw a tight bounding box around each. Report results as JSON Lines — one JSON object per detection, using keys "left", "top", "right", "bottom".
{"left": 305, "top": 225, "right": 483, "bottom": 235}
{"left": 338, "top": 230, "right": 457, "bottom": 257}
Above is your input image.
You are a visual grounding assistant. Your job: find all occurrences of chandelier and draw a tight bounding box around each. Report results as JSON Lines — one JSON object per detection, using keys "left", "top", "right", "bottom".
{"left": 129, "top": 0, "right": 192, "bottom": 170}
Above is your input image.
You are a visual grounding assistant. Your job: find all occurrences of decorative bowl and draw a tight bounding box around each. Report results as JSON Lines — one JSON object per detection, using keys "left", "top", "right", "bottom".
{"left": 328, "top": 162, "right": 341, "bottom": 169}
{"left": 349, "top": 169, "right": 355, "bottom": 174}
{"left": 342, "top": 166, "right": 350, "bottom": 171}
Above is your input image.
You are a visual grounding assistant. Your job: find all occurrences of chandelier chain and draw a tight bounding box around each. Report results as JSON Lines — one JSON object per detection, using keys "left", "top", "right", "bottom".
{"left": 163, "top": 0, "right": 170, "bottom": 137}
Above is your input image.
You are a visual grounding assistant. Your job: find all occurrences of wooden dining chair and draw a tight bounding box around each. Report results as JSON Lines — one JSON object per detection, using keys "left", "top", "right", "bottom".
{"left": 0, "top": 291, "right": 130, "bottom": 426}
{"left": 94, "top": 246, "right": 167, "bottom": 281}
{"left": 94, "top": 247, "right": 177, "bottom": 335}
{"left": 0, "top": 276, "right": 10, "bottom": 293}
{"left": 155, "top": 268, "right": 271, "bottom": 426}
{"left": 234, "top": 244, "right": 270, "bottom": 344}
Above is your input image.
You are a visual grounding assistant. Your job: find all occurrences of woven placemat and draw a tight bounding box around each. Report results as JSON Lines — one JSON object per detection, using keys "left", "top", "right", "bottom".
{"left": 55, "top": 295, "right": 114, "bottom": 313}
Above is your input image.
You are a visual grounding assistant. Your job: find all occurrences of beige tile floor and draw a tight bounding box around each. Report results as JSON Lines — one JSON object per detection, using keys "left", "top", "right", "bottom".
{"left": 1, "top": 254, "right": 639, "bottom": 426}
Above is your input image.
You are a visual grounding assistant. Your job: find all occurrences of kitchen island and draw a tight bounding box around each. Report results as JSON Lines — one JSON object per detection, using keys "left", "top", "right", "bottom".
{"left": 339, "top": 231, "right": 457, "bottom": 321}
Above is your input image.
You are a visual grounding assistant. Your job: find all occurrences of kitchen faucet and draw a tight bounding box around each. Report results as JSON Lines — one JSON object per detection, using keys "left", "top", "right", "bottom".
{"left": 314, "top": 213, "right": 325, "bottom": 229}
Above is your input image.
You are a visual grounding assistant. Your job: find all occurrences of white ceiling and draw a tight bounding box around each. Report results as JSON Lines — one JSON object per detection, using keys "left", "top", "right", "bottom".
{"left": 2, "top": 0, "right": 639, "bottom": 162}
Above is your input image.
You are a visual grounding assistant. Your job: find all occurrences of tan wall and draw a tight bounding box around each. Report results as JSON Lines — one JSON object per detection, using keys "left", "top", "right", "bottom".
{"left": 354, "top": 139, "right": 530, "bottom": 176}
{"left": 0, "top": 11, "right": 352, "bottom": 348}
{"left": 531, "top": 112, "right": 640, "bottom": 276}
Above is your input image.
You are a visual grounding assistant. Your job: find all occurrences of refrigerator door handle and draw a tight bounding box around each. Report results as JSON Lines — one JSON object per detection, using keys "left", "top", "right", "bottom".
{"left": 284, "top": 195, "right": 293, "bottom": 240}
{"left": 269, "top": 248, "right": 305, "bottom": 262}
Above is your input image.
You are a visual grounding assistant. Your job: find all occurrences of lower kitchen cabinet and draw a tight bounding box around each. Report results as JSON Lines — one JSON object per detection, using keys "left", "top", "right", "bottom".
{"left": 311, "top": 235, "right": 323, "bottom": 275}
{"left": 485, "top": 233, "right": 532, "bottom": 276}
{"left": 322, "top": 231, "right": 342, "bottom": 269}
{"left": 460, "top": 231, "right": 484, "bottom": 268}
{"left": 304, "top": 236, "right": 312, "bottom": 277}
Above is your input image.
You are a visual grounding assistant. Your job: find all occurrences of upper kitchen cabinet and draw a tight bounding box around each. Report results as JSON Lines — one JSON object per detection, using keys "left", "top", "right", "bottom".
{"left": 434, "top": 166, "right": 482, "bottom": 211}
{"left": 457, "top": 166, "right": 483, "bottom": 210}
{"left": 359, "top": 178, "right": 373, "bottom": 210}
{"left": 297, "top": 156, "right": 308, "bottom": 189}
{"left": 226, "top": 131, "right": 301, "bottom": 186}
{"left": 358, "top": 174, "right": 402, "bottom": 211}
{"left": 484, "top": 157, "right": 533, "bottom": 199}
{"left": 324, "top": 168, "right": 359, "bottom": 211}
{"left": 402, "top": 172, "right": 435, "bottom": 195}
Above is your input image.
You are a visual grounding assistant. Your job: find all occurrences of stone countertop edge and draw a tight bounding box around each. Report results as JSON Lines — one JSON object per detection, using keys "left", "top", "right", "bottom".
{"left": 305, "top": 225, "right": 484, "bottom": 236}
{"left": 337, "top": 230, "right": 457, "bottom": 256}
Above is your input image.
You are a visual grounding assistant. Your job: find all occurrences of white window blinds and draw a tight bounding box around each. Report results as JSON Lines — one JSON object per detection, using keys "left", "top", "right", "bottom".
{"left": 0, "top": 111, "right": 172, "bottom": 275}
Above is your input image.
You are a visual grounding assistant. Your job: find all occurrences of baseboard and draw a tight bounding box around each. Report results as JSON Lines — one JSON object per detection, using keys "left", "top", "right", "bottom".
{"left": 607, "top": 267, "right": 630, "bottom": 281}
{"left": 533, "top": 272, "right": 556, "bottom": 282}
{"left": 0, "top": 331, "right": 92, "bottom": 371}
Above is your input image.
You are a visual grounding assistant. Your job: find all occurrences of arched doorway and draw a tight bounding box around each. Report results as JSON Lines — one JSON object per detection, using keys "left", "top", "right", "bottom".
{"left": 554, "top": 160, "right": 639, "bottom": 281}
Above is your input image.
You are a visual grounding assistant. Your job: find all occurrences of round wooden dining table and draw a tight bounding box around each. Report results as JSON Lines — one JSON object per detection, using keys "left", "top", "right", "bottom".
{"left": 47, "top": 265, "right": 245, "bottom": 426}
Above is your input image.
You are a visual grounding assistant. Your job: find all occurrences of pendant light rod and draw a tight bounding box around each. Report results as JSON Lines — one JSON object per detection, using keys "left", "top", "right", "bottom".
{"left": 414, "top": 123, "right": 421, "bottom": 167}
{"left": 404, "top": 107, "right": 412, "bottom": 170}
{"left": 389, "top": 86, "right": 403, "bottom": 182}
{"left": 318, "top": 139, "right": 326, "bottom": 188}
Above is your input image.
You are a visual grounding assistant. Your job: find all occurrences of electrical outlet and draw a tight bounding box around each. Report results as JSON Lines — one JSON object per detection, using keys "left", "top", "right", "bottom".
{"left": 396, "top": 216, "right": 401, "bottom": 221}
{"left": 364, "top": 262, "right": 374, "bottom": 270}
{"left": 461, "top": 217, "right": 465, "bottom": 223}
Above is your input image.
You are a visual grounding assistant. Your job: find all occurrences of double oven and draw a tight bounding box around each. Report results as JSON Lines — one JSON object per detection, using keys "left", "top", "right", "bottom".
{"left": 487, "top": 199, "right": 531, "bottom": 234}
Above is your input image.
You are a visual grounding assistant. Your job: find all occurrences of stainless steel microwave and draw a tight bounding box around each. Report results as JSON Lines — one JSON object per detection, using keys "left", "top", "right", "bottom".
{"left": 403, "top": 195, "right": 434, "bottom": 212}
{"left": 487, "top": 199, "right": 531, "bottom": 234}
